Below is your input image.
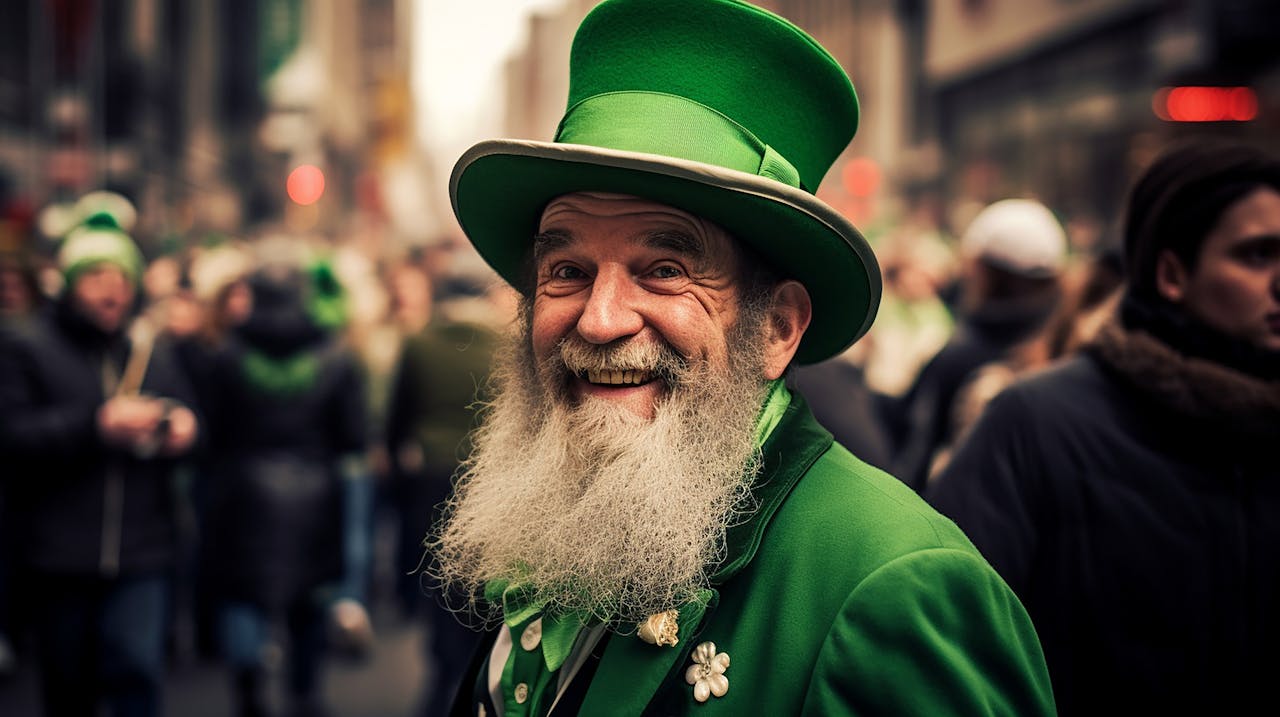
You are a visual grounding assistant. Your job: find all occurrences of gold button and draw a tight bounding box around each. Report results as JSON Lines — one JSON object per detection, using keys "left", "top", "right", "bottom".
{"left": 520, "top": 619, "right": 542, "bottom": 651}
{"left": 477, "top": 705, "right": 486, "bottom": 717}
{"left": 514, "top": 682, "right": 529, "bottom": 704}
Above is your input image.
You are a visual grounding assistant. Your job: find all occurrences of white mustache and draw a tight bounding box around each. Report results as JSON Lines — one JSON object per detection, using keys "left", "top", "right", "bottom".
{"left": 557, "top": 336, "right": 688, "bottom": 385}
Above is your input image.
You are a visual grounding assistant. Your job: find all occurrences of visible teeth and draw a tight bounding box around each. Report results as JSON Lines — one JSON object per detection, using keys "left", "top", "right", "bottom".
{"left": 585, "top": 368, "right": 651, "bottom": 385}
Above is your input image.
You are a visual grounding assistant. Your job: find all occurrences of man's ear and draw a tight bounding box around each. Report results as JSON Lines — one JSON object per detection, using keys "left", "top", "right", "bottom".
{"left": 761, "top": 280, "right": 812, "bottom": 380}
{"left": 1155, "top": 249, "right": 1189, "bottom": 303}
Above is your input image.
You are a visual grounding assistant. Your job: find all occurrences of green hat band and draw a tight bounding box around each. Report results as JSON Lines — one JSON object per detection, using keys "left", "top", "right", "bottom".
{"left": 556, "top": 91, "right": 803, "bottom": 190}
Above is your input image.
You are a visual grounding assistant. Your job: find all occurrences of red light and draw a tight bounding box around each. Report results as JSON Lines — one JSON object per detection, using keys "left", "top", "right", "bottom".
{"left": 1155, "top": 86, "right": 1258, "bottom": 122}
{"left": 1228, "top": 87, "right": 1258, "bottom": 121}
{"left": 1152, "top": 88, "right": 1172, "bottom": 121}
{"left": 287, "top": 164, "right": 326, "bottom": 205}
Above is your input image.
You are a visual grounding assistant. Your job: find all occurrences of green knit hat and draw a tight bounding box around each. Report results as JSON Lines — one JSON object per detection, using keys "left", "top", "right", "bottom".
{"left": 58, "top": 213, "right": 145, "bottom": 287}
{"left": 450, "top": 0, "right": 880, "bottom": 363}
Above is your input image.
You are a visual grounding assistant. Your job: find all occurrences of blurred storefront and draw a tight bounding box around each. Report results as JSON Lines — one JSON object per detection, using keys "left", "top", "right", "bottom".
{"left": 917, "top": 0, "right": 1280, "bottom": 245}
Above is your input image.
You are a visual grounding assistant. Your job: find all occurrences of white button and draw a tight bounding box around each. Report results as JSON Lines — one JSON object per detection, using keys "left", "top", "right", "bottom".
{"left": 514, "top": 682, "right": 529, "bottom": 704}
{"left": 520, "top": 619, "right": 542, "bottom": 651}
{"left": 477, "top": 705, "right": 486, "bottom": 717}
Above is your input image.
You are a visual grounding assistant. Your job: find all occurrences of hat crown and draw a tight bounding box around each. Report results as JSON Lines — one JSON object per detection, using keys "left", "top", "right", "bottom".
{"left": 58, "top": 224, "right": 144, "bottom": 285}
{"left": 562, "top": 0, "right": 858, "bottom": 193}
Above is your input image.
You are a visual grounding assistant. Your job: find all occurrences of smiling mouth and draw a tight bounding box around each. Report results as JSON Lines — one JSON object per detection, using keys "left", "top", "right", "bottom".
{"left": 582, "top": 368, "right": 655, "bottom": 386}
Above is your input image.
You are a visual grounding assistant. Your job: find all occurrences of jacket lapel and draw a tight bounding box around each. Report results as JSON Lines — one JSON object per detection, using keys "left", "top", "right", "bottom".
{"left": 574, "top": 593, "right": 715, "bottom": 715}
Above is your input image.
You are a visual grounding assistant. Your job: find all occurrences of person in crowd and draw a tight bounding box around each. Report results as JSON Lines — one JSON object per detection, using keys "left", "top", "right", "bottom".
{"left": 890, "top": 198, "right": 1067, "bottom": 491}
{"left": 0, "top": 171, "right": 35, "bottom": 681}
{"left": 0, "top": 248, "right": 40, "bottom": 680}
{"left": 933, "top": 247, "right": 1125, "bottom": 480}
{"left": 201, "top": 240, "right": 367, "bottom": 717}
{"left": 179, "top": 242, "right": 256, "bottom": 418}
{"left": 856, "top": 226, "right": 956, "bottom": 399}
{"left": 0, "top": 250, "right": 43, "bottom": 323}
{"left": 927, "top": 139, "right": 1280, "bottom": 715}
{"left": 0, "top": 211, "right": 199, "bottom": 716}
{"left": 384, "top": 266, "right": 506, "bottom": 716}
{"left": 425, "top": 1, "right": 1055, "bottom": 714}
{"left": 169, "top": 241, "right": 256, "bottom": 661}
{"left": 309, "top": 252, "right": 381, "bottom": 662}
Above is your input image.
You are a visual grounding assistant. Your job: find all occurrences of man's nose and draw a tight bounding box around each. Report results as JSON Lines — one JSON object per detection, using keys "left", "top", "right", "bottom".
{"left": 576, "top": 267, "right": 644, "bottom": 344}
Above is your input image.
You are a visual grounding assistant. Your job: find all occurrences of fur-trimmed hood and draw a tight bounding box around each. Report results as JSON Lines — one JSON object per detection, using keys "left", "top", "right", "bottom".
{"left": 1088, "top": 317, "right": 1280, "bottom": 439}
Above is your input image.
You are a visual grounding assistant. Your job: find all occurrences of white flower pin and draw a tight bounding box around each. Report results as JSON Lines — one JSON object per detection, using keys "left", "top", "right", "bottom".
{"left": 685, "top": 641, "right": 730, "bottom": 702}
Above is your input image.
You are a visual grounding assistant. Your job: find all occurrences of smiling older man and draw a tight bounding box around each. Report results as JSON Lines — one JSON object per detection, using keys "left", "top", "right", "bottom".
{"left": 427, "top": 1, "right": 1055, "bottom": 715}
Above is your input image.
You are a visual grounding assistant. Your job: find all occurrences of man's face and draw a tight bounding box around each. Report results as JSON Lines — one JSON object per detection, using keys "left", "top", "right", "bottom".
{"left": 70, "top": 264, "right": 135, "bottom": 334}
{"left": 1162, "top": 186, "right": 1280, "bottom": 352}
{"left": 532, "top": 192, "right": 746, "bottom": 419}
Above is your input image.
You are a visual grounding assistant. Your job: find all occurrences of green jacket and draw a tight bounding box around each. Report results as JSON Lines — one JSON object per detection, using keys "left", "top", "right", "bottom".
{"left": 466, "top": 393, "right": 1056, "bottom": 715}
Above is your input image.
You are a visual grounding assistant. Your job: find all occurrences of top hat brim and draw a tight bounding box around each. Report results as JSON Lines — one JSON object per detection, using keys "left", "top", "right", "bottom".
{"left": 450, "top": 139, "right": 881, "bottom": 365}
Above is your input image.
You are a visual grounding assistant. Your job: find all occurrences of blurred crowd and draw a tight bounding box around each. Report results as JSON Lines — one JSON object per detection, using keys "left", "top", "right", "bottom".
{"left": 1, "top": 135, "right": 1278, "bottom": 717}
{"left": 0, "top": 179, "right": 516, "bottom": 716}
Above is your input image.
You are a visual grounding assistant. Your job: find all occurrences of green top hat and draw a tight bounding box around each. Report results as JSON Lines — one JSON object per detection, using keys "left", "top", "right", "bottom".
{"left": 450, "top": 0, "right": 880, "bottom": 363}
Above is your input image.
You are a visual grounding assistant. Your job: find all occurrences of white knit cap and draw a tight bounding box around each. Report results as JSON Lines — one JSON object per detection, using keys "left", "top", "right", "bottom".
{"left": 960, "top": 198, "right": 1067, "bottom": 278}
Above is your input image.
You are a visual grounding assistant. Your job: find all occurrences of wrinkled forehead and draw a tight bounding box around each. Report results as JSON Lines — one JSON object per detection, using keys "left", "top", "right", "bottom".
{"left": 536, "top": 192, "right": 743, "bottom": 266}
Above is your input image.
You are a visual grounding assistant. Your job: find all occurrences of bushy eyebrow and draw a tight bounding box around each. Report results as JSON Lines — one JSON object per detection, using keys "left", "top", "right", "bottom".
{"left": 532, "top": 229, "right": 574, "bottom": 263}
{"left": 532, "top": 228, "right": 708, "bottom": 265}
{"left": 643, "top": 230, "right": 708, "bottom": 264}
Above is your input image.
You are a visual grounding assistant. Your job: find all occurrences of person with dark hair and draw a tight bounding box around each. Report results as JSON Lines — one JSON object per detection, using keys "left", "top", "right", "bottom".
{"left": 0, "top": 213, "right": 199, "bottom": 717}
{"left": 424, "top": 1, "right": 1055, "bottom": 714}
{"left": 927, "top": 139, "right": 1280, "bottom": 715}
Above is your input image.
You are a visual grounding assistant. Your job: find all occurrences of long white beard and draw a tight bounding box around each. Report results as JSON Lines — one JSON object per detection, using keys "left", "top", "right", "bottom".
{"left": 428, "top": 304, "right": 770, "bottom": 626}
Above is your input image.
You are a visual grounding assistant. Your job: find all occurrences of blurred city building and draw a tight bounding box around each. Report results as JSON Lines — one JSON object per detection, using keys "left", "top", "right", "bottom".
{"left": 0, "top": 0, "right": 1276, "bottom": 258}
{"left": 0, "top": 0, "right": 443, "bottom": 257}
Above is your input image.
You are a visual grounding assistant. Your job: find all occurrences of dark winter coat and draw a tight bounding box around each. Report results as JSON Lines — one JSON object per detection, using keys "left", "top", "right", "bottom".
{"left": 926, "top": 317, "right": 1280, "bottom": 716}
{"left": 0, "top": 301, "right": 197, "bottom": 576}
{"left": 202, "top": 278, "right": 366, "bottom": 610}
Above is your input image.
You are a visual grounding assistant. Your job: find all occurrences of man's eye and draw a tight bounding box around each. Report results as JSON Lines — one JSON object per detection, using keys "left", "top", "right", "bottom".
{"left": 552, "top": 264, "right": 587, "bottom": 280}
{"left": 650, "top": 265, "right": 683, "bottom": 280}
{"left": 1234, "top": 239, "right": 1280, "bottom": 266}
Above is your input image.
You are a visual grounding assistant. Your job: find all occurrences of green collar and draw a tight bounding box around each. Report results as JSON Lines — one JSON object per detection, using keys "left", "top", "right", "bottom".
{"left": 487, "top": 579, "right": 586, "bottom": 673}
{"left": 754, "top": 378, "right": 790, "bottom": 447}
